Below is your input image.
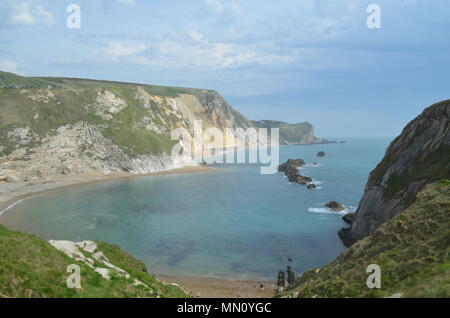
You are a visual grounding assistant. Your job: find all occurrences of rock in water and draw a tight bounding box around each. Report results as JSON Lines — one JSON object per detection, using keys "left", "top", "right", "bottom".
{"left": 278, "top": 159, "right": 313, "bottom": 185}
{"left": 317, "top": 151, "right": 325, "bottom": 157}
{"left": 278, "top": 159, "right": 305, "bottom": 172}
{"left": 307, "top": 184, "right": 316, "bottom": 190}
{"left": 326, "top": 201, "right": 344, "bottom": 211}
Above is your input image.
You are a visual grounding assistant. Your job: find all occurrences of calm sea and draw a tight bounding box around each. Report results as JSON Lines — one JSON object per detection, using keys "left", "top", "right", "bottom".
{"left": 0, "top": 137, "right": 391, "bottom": 281}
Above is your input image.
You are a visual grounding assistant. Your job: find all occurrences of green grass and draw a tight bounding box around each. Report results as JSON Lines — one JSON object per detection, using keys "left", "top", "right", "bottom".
{"left": 0, "top": 224, "right": 190, "bottom": 298}
{"left": 36, "top": 76, "right": 208, "bottom": 97}
{"left": 0, "top": 71, "right": 60, "bottom": 89}
{"left": 280, "top": 182, "right": 450, "bottom": 298}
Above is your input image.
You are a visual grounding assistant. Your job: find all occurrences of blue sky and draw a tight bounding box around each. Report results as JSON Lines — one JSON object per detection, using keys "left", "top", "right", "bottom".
{"left": 0, "top": 0, "right": 449, "bottom": 138}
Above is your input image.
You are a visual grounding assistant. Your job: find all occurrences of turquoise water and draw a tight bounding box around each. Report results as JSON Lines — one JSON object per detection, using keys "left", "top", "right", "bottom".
{"left": 0, "top": 138, "right": 391, "bottom": 280}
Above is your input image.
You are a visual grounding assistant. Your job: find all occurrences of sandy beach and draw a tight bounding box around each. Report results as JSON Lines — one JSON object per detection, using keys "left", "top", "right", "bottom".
{"left": 159, "top": 275, "right": 277, "bottom": 298}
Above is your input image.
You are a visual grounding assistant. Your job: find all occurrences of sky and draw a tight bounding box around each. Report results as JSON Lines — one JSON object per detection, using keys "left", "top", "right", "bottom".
{"left": 0, "top": 0, "right": 449, "bottom": 138}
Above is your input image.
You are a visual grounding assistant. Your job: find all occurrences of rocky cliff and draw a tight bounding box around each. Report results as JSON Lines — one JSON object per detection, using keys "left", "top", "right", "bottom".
{"left": 339, "top": 100, "right": 450, "bottom": 246}
{"left": 0, "top": 71, "right": 259, "bottom": 182}
{"left": 252, "top": 120, "right": 322, "bottom": 145}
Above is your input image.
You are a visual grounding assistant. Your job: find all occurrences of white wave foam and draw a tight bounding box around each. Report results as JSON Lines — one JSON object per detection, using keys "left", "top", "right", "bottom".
{"left": 304, "top": 163, "right": 321, "bottom": 167}
{"left": 308, "top": 205, "right": 356, "bottom": 215}
{"left": 0, "top": 194, "right": 41, "bottom": 216}
{"left": 0, "top": 199, "right": 26, "bottom": 216}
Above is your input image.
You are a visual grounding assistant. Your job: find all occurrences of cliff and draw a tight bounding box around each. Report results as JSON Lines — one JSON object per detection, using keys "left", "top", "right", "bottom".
{"left": 0, "top": 71, "right": 256, "bottom": 182}
{"left": 339, "top": 100, "right": 450, "bottom": 246}
{"left": 252, "top": 120, "right": 322, "bottom": 145}
{"left": 280, "top": 181, "right": 450, "bottom": 298}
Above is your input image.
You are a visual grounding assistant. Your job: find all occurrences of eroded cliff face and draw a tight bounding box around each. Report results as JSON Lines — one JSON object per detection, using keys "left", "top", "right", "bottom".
{"left": 339, "top": 100, "right": 450, "bottom": 246}
{"left": 0, "top": 74, "right": 257, "bottom": 182}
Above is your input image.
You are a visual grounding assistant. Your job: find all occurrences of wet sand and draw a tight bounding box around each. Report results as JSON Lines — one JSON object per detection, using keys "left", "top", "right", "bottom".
{"left": 159, "top": 275, "right": 277, "bottom": 298}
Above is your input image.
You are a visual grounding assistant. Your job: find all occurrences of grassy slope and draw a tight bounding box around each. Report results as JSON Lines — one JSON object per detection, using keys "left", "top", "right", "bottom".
{"left": 0, "top": 224, "right": 189, "bottom": 298}
{"left": 37, "top": 76, "right": 208, "bottom": 97}
{"left": 280, "top": 181, "right": 450, "bottom": 298}
{"left": 0, "top": 71, "right": 60, "bottom": 89}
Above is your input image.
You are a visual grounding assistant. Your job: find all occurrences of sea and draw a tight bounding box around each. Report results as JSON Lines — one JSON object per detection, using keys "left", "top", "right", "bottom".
{"left": 0, "top": 137, "right": 391, "bottom": 281}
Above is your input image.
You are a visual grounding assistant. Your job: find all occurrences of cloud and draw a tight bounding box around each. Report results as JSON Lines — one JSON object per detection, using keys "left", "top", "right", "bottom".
{"left": 114, "top": 0, "right": 136, "bottom": 6}
{"left": 131, "top": 38, "right": 297, "bottom": 70}
{"left": 106, "top": 41, "right": 149, "bottom": 61}
{"left": 0, "top": 58, "right": 19, "bottom": 73}
{"left": 1, "top": 1, "right": 53, "bottom": 27}
{"left": 203, "top": 0, "right": 241, "bottom": 13}
{"left": 204, "top": 0, "right": 223, "bottom": 12}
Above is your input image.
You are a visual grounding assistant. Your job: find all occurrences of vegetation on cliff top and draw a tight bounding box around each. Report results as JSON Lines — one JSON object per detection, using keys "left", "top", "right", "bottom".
{"left": 0, "top": 224, "right": 189, "bottom": 298}
{"left": 252, "top": 120, "right": 321, "bottom": 144}
{"left": 280, "top": 181, "right": 450, "bottom": 298}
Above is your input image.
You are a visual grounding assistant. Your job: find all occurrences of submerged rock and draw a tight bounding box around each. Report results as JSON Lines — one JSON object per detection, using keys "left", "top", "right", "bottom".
{"left": 317, "top": 151, "right": 325, "bottom": 157}
{"left": 326, "top": 201, "right": 344, "bottom": 211}
{"left": 307, "top": 183, "right": 316, "bottom": 190}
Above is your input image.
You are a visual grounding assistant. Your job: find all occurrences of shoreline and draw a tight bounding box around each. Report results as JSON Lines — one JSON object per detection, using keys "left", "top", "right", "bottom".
{"left": 158, "top": 275, "right": 277, "bottom": 298}
{"left": 0, "top": 165, "right": 215, "bottom": 215}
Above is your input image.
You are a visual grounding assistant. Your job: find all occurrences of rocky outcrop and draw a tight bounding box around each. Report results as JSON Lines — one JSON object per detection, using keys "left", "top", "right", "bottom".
{"left": 252, "top": 120, "right": 323, "bottom": 145}
{"left": 339, "top": 100, "right": 450, "bottom": 246}
{"left": 342, "top": 213, "right": 355, "bottom": 225}
{"left": 278, "top": 159, "right": 305, "bottom": 172}
{"left": 278, "top": 159, "right": 313, "bottom": 185}
{"left": 325, "top": 201, "right": 344, "bottom": 211}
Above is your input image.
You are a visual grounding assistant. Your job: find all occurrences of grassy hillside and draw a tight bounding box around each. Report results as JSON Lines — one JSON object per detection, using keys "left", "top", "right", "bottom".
{"left": 37, "top": 76, "right": 208, "bottom": 97}
{"left": 0, "top": 71, "right": 60, "bottom": 89}
{"left": 0, "top": 224, "right": 189, "bottom": 298}
{"left": 280, "top": 181, "right": 450, "bottom": 298}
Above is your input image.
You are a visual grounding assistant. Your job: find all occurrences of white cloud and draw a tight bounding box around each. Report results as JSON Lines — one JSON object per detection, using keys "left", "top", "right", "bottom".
{"left": 106, "top": 41, "right": 149, "bottom": 61}
{"left": 204, "top": 0, "right": 223, "bottom": 12}
{"left": 132, "top": 38, "right": 297, "bottom": 70}
{"left": 188, "top": 31, "right": 205, "bottom": 43}
{"left": 0, "top": 58, "right": 19, "bottom": 73}
{"left": 3, "top": 1, "right": 53, "bottom": 27}
{"left": 114, "top": 0, "right": 136, "bottom": 6}
{"left": 203, "top": 0, "right": 241, "bottom": 13}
